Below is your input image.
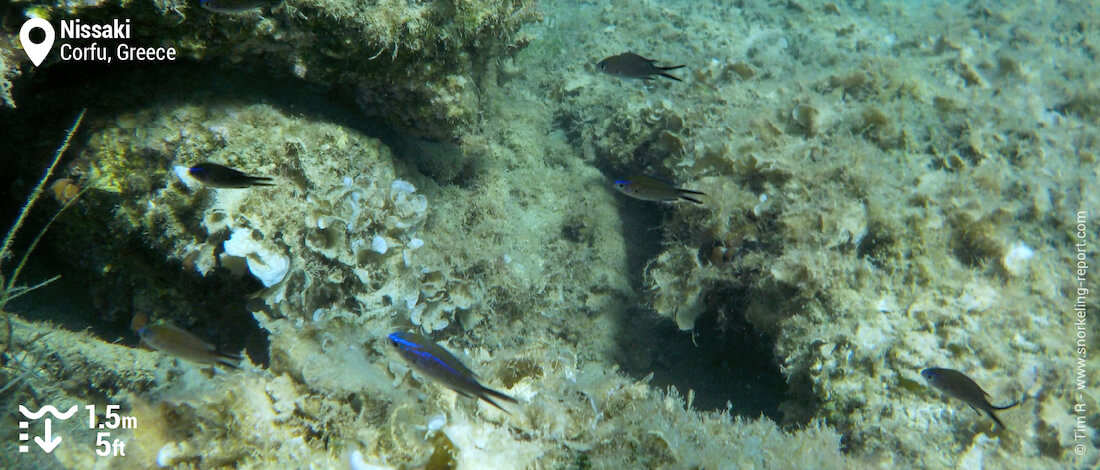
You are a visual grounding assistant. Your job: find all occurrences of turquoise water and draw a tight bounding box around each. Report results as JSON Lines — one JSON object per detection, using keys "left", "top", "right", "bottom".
{"left": 0, "top": 0, "right": 1097, "bottom": 468}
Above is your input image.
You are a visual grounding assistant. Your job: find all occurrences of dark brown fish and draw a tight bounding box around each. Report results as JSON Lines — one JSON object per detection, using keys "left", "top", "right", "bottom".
{"left": 139, "top": 323, "right": 242, "bottom": 369}
{"left": 921, "top": 367, "right": 1019, "bottom": 428}
{"left": 613, "top": 174, "right": 704, "bottom": 204}
{"left": 189, "top": 162, "right": 274, "bottom": 189}
{"left": 389, "top": 332, "right": 518, "bottom": 412}
{"left": 597, "top": 53, "right": 685, "bottom": 81}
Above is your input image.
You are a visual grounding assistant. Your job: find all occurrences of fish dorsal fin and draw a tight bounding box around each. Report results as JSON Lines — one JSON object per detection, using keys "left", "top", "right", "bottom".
{"left": 637, "top": 173, "right": 675, "bottom": 186}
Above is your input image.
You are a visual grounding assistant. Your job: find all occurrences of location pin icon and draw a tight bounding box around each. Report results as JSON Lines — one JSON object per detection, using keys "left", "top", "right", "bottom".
{"left": 19, "top": 18, "right": 55, "bottom": 67}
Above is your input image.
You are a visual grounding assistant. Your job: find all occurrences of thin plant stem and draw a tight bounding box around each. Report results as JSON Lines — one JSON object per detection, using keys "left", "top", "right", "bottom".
{"left": 5, "top": 185, "right": 90, "bottom": 300}
{"left": 0, "top": 109, "right": 85, "bottom": 366}
{"left": 0, "top": 109, "right": 85, "bottom": 294}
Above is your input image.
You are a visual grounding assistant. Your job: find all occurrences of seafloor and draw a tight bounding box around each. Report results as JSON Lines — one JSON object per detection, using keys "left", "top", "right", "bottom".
{"left": 0, "top": 0, "right": 1097, "bottom": 469}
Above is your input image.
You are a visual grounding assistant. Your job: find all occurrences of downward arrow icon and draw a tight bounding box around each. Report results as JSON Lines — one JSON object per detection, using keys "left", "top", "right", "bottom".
{"left": 34, "top": 418, "right": 62, "bottom": 453}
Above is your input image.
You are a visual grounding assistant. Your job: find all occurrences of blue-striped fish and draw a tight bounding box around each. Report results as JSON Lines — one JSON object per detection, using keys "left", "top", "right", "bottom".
{"left": 389, "top": 332, "right": 517, "bottom": 412}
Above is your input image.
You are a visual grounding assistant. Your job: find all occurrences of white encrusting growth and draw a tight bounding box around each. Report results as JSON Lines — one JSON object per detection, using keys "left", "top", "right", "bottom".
{"left": 223, "top": 228, "right": 290, "bottom": 287}
{"left": 371, "top": 235, "right": 388, "bottom": 254}
{"left": 1003, "top": 241, "right": 1034, "bottom": 276}
{"left": 173, "top": 165, "right": 201, "bottom": 190}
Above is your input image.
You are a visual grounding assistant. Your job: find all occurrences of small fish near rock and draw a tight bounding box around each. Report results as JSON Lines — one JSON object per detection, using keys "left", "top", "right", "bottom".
{"left": 597, "top": 52, "right": 686, "bottom": 81}
{"left": 921, "top": 367, "right": 1020, "bottom": 429}
{"left": 613, "top": 174, "right": 705, "bottom": 204}
{"left": 186, "top": 162, "right": 274, "bottom": 189}
{"left": 137, "top": 321, "right": 243, "bottom": 369}
{"left": 389, "top": 331, "right": 518, "bottom": 413}
{"left": 199, "top": 0, "right": 268, "bottom": 14}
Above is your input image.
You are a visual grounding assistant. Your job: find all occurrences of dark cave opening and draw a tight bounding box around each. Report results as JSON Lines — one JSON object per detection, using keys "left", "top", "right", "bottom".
{"left": 3, "top": 225, "right": 272, "bottom": 368}
{"left": 613, "top": 298, "right": 788, "bottom": 421}
{"left": 609, "top": 195, "right": 788, "bottom": 420}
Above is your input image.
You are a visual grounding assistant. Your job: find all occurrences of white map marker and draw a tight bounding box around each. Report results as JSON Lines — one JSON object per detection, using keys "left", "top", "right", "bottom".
{"left": 19, "top": 18, "right": 55, "bottom": 67}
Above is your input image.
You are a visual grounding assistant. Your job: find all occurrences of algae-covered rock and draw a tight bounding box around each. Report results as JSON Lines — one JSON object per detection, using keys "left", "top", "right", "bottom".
{"left": 11, "top": 88, "right": 634, "bottom": 466}
{"left": 521, "top": 0, "right": 1099, "bottom": 467}
{"left": 3, "top": 0, "right": 539, "bottom": 139}
{"left": 0, "top": 42, "right": 18, "bottom": 108}
{"left": 4, "top": 0, "right": 1098, "bottom": 468}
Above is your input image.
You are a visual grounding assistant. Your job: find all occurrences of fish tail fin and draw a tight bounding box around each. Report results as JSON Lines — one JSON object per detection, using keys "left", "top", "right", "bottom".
{"left": 678, "top": 189, "right": 705, "bottom": 204}
{"left": 989, "top": 411, "right": 1007, "bottom": 429}
{"left": 679, "top": 195, "right": 704, "bottom": 204}
{"left": 478, "top": 385, "right": 518, "bottom": 413}
{"left": 217, "top": 359, "right": 241, "bottom": 370}
{"left": 657, "top": 64, "right": 686, "bottom": 71}
{"left": 991, "top": 400, "right": 1020, "bottom": 411}
{"left": 216, "top": 351, "right": 243, "bottom": 369}
{"left": 658, "top": 72, "right": 683, "bottom": 81}
{"left": 247, "top": 177, "right": 275, "bottom": 187}
{"left": 480, "top": 396, "right": 509, "bottom": 413}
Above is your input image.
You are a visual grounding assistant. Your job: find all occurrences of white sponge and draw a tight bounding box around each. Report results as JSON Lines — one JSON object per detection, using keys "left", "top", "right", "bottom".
{"left": 223, "top": 228, "right": 290, "bottom": 287}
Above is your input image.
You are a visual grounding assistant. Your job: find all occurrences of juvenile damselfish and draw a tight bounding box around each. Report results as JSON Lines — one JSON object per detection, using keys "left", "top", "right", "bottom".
{"left": 138, "top": 323, "right": 242, "bottom": 369}
{"left": 597, "top": 52, "right": 686, "bottom": 81}
{"left": 921, "top": 367, "right": 1019, "bottom": 429}
{"left": 199, "top": 0, "right": 267, "bottom": 14}
{"left": 613, "top": 174, "right": 705, "bottom": 204}
{"left": 389, "top": 332, "right": 518, "bottom": 412}
{"left": 189, "top": 162, "right": 274, "bottom": 188}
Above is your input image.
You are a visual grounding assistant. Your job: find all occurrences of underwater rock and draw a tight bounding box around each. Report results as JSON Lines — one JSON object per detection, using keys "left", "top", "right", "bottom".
{"left": 0, "top": 44, "right": 18, "bottom": 108}
{"left": 5, "top": 0, "right": 540, "bottom": 139}
{"left": 646, "top": 246, "right": 708, "bottom": 330}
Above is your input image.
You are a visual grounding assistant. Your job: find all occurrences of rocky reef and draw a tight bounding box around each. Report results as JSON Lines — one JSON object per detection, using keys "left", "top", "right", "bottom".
{"left": 533, "top": 0, "right": 1099, "bottom": 467}
{"left": 1, "top": 0, "right": 538, "bottom": 140}
{"left": 1, "top": 0, "right": 1098, "bottom": 469}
